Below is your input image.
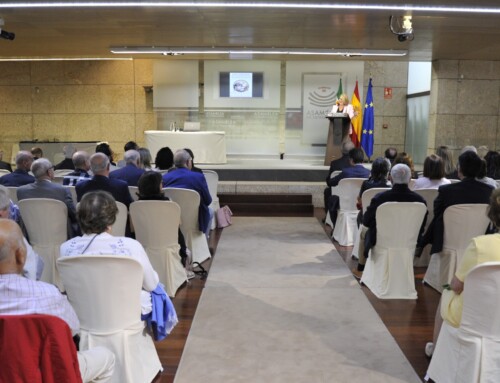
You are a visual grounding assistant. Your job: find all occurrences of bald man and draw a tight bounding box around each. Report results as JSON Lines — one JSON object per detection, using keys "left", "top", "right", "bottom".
{"left": 0, "top": 219, "right": 115, "bottom": 382}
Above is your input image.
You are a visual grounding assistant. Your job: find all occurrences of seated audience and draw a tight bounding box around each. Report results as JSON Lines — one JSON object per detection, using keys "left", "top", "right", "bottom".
{"left": 154, "top": 147, "right": 174, "bottom": 171}
{"left": 109, "top": 150, "right": 145, "bottom": 186}
{"left": 324, "top": 141, "right": 355, "bottom": 212}
{"left": 476, "top": 159, "right": 497, "bottom": 188}
{"left": 484, "top": 150, "right": 500, "bottom": 179}
{"left": 425, "top": 188, "right": 500, "bottom": 357}
{"left": 63, "top": 151, "right": 92, "bottom": 186}
{"left": 412, "top": 154, "right": 451, "bottom": 190}
{"left": 95, "top": 142, "right": 117, "bottom": 170}
{"left": 384, "top": 147, "right": 398, "bottom": 165}
{"left": 162, "top": 150, "right": 213, "bottom": 236}
{"left": 445, "top": 145, "right": 477, "bottom": 180}
{"left": 17, "top": 158, "right": 78, "bottom": 237}
{"left": 0, "top": 149, "right": 12, "bottom": 172}
{"left": 31, "top": 147, "right": 43, "bottom": 161}
{"left": 0, "top": 219, "right": 115, "bottom": 382}
{"left": 76, "top": 153, "right": 133, "bottom": 208}
{"left": 419, "top": 150, "right": 494, "bottom": 255}
{"left": 137, "top": 171, "right": 193, "bottom": 277}
{"left": 138, "top": 147, "right": 153, "bottom": 171}
{"left": 54, "top": 145, "right": 76, "bottom": 170}
{"left": 184, "top": 148, "right": 203, "bottom": 173}
{"left": 352, "top": 164, "right": 426, "bottom": 279}
{"left": 392, "top": 152, "right": 418, "bottom": 178}
{"left": 60, "top": 191, "right": 159, "bottom": 312}
{"left": 0, "top": 151, "right": 34, "bottom": 187}
{"left": 435, "top": 145, "right": 455, "bottom": 178}
{"left": 117, "top": 141, "right": 139, "bottom": 168}
{"left": 477, "top": 145, "right": 489, "bottom": 159}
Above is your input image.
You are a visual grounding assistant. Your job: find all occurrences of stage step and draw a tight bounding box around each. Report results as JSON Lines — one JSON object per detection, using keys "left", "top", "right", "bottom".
{"left": 219, "top": 193, "right": 314, "bottom": 217}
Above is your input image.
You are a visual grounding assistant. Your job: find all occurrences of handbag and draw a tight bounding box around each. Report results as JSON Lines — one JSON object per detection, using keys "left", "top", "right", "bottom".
{"left": 216, "top": 205, "right": 233, "bottom": 228}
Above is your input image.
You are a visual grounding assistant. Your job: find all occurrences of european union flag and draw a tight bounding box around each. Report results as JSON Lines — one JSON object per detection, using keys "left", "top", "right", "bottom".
{"left": 361, "top": 78, "right": 374, "bottom": 158}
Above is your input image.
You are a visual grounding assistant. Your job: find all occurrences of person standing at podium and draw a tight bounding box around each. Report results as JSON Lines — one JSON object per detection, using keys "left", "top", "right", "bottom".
{"left": 330, "top": 94, "right": 356, "bottom": 135}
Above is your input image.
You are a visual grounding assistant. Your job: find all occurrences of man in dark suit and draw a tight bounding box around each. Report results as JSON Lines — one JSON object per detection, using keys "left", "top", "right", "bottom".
{"left": 0, "top": 150, "right": 12, "bottom": 172}
{"left": 109, "top": 149, "right": 145, "bottom": 186}
{"left": 63, "top": 151, "right": 91, "bottom": 186}
{"left": 419, "top": 150, "right": 494, "bottom": 254}
{"left": 17, "top": 158, "right": 78, "bottom": 237}
{"left": 54, "top": 144, "right": 76, "bottom": 170}
{"left": 163, "top": 149, "right": 212, "bottom": 235}
{"left": 76, "top": 153, "right": 133, "bottom": 208}
{"left": 323, "top": 141, "right": 355, "bottom": 212}
{"left": 0, "top": 151, "right": 35, "bottom": 187}
{"left": 353, "top": 164, "right": 427, "bottom": 278}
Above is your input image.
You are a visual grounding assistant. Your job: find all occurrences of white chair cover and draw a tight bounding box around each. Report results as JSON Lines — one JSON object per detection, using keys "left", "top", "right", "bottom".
{"left": 130, "top": 200, "right": 187, "bottom": 297}
{"left": 423, "top": 204, "right": 489, "bottom": 293}
{"left": 57, "top": 255, "right": 161, "bottom": 383}
{"left": 413, "top": 188, "right": 438, "bottom": 267}
{"left": 18, "top": 198, "right": 68, "bottom": 287}
{"left": 426, "top": 262, "right": 500, "bottom": 383}
{"left": 128, "top": 186, "right": 139, "bottom": 201}
{"left": 202, "top": 170, "right": 220, "bottom": 230}
{"left": 6, "top": 186, "right": 18, "bottom": 203}
{"left": 163, "top": 187, "right": 211, "bottom": 264}
{"left": 0, "top": 169, "right": 10, "bottom": 176}
{"left": 110, "top": 201, "right": 128, "bottom": 237}
{"left": 63, "top": 185, "right": 78, "bottom": 206}
{"left": 53, "top": 169, "right": 73, "bottom": 177}
{"left": 351, "top": 187, "right": 389, "bottom": 259}
{"left": 361, "top": 202, "right": 427, "bottom": 299}
{"left": 332, "top": 178, "right": 366, "bottom": 246}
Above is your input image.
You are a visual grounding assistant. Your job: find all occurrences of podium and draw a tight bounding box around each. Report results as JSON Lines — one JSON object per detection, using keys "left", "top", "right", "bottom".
{"left": 324, "top": 113, "right": 351, "bottom": 165}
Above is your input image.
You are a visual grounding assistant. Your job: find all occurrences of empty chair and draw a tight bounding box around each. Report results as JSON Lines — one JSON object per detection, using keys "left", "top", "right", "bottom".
{"left": 361, "top": 202, "right": 427, "bottom": 299}
{"left": 423, "top": 204, "right": 490, "bottom": 293}
{"left": 57, "top": 255, "right": 162, "bottom": 383}
{"left": 18, "top": 198, "right": 68, "bottom": 287}
{"left": 413, "top": 188, "right": 439, "bottom": 267}
{"left": 202, "top": 169, "right": 220, "bottom": 230}
{"left": 130, "top": 200, "right": 187, "bottom": 297}
{"left": 426, "top": 262, "right": 500, "bottom": 383}
{"left": 128, "top": 186, "right": 139, "bottom": 201}
{"left": 109, "top": 201, "right": 128, "bottom": 237}
{"left": 332, "top": 178, "right": 366, "bottom": 246}
{"left": 163, "top": 187, "right": 211, "bottom": 264}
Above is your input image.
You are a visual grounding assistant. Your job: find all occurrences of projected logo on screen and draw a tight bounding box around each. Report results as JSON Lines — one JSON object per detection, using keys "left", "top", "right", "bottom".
{"left": 219, "top": 72, "right": 264, "bottom": 98}
{"left": 233, "top": 79, "right": 249, "bottom": 93}
{"left": 308, "top": 86, "right": 336, "bottom": 108}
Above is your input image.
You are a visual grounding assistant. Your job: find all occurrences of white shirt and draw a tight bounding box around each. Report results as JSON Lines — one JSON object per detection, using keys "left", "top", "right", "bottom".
{"left": 412, "top": 176, "right": 451, "bottom": 190}
{"left": 60, "top": 232, "right": 159, "bottom": 292}
{"left": 0, "top": 273, "right": 80, "bottom": 334}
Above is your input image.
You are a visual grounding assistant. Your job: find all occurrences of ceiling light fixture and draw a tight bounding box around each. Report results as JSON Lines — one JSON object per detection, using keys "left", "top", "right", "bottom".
{"left": 0, "top": 2, "right": 498, "bottom": 14}
{"left": 111, "top": 46, "right": 407, "bottom": 57}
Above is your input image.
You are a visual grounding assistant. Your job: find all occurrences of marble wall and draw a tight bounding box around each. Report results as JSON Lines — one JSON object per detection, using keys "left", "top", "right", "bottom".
{"left": 429, "top": 60, "right": 500, "bottom": 160}
{"left": 0, "top": 59, "right": 155, "bottom": 162}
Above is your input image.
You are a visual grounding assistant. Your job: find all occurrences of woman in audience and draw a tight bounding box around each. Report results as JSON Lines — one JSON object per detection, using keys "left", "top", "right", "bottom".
{"left": 425, "top": 188, "right": 500, "bottom": 357}
{"left": 154, "top": 147, "right": 174, "bottom": 171}
{"left": 435, "top": 145, "right": 455, "bottom": 178}
{"left": 412, "top": 154, "right": 450, "bottom": 190}
{"left": 392, "top": 152, "right": 418, "bottom": 178}
{"left": 138, "top": 147, "right": 153, "bottom": 171}
{"left": 356, "top": 157, "right": 391, "bottom": 225}
{"left": 485, "top": 150, "right": 500, "bottom": 180}
{"left": 60, "top": 191, "right": 159, "bottom": 310}
{"left": 137, "top": 171, "right": 193, "bottom": 278}
{"left": 476, "top": 158, "right": 497, "bottom": 188}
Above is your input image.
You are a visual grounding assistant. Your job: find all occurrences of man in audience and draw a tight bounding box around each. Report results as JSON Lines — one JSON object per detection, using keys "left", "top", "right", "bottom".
{"left": 419, "top": 150, "right": 494, "bottom": 254}
{"left": 0, "top": 219, "right": 115, "bottom": 382}
{"left": 54, "top": 144, "right": 76, "bottom": 170}
{"left": 384, "top": 147, "right": 398, "bottom": 165}
{"left": 63, "top": 151, "right": 92, "bottom": 186}
{"left": 76, "top": 153, "right": 133, "bottom": 207}
{"left": 163, "top": 149, "right": 212, "bottom": 236}
{"left": 109, "top": 149, "right": 145, "bottom": 186}
{"left": 324, "top": 141, "right": 355, "bottom": 213}
{"left": 117, "top": 141, "right": 139, "bottom": 168}
{"left": 446, "top": 145, "right": 477, "bottom": 180}
{"left": 31, "top": 147, "right": 43, "bottom": 161}
{"left": 17, "top": 158, "right": 78, "bottom": 237}
{"left": 0, "top": 149, "right": 12, "bottom": 172}
{"left": 0, "top": 151, "right": 34, "bottom": 187}
{"left": 352, "top": 164, "right": 426, "bottom": 279}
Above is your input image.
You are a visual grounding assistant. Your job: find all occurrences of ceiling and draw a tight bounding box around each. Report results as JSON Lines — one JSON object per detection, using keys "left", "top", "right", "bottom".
{"left": 0, "top": 1, "right": 499, "bottom": 61}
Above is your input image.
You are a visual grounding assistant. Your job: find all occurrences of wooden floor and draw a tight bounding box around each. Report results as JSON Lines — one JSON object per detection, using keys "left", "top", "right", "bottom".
{"left": 153, "top": 209, "right": 440, "bottom": 382}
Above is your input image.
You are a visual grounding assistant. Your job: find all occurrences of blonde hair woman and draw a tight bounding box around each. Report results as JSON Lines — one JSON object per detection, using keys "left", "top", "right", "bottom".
{"left": 330, "top": 93, "right": 357, "bottom": 135}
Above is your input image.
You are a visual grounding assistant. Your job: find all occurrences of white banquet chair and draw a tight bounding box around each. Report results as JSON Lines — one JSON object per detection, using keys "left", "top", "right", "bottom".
{"left": 128, "top": 186, "right": 139, "bottom": 201}
{"left": 0, "top": 169, "right": 10, "bottom": 176}
{"left": 110, "top": 201, "right": 128, "bottom": 237}
{"left": 413, "top": 188, "right": 438, "bottom": 267}
{"left": 130, "top": 200, "right": 187, "bottom": 297}
{"left": 426, "top": 262, "right": 500, "bottom": 383}
{"left": 63, "top": 185, "right": 78, "bottom": 206}
{"left": 332, "top": 178, "right": 366, "bottom": 246}
{"left": 163, "top": 187, "right": 211, "bottom": 264}
{"left": 423, "top": 204, "right": 489, "bottom": 293}
{"left": 6, "top": 186, "right": 18, "bottom": 203}
{"left": 202, "top": 169, "right": 220, "bottom": 230}
{"left": 57, "top": 255, "right": 162, "bottom": 383}
{"left": 361, "top": 202, "right": 427, "bottom": 299}
{"left": 18, "top": 198, "right": 68, "bottom": 287}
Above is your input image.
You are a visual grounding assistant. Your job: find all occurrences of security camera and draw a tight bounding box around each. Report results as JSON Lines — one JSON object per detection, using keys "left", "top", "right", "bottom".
{"left": 389, "top": 15, "right": 414, "bottom": 42}
{"left": 0, "top": 29, "right": 15, "bottom": 41}
{"left": 398, "top": 34, "right": 410, "bottom": 42}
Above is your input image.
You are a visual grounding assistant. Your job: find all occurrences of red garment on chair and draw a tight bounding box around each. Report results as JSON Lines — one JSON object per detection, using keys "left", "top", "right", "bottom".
{"left": 0, "top": 314, "right": 82, "bottom": 383}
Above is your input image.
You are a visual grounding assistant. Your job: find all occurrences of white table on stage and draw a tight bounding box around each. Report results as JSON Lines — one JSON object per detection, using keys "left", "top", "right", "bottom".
{"left": 144, "top": 131, "right": 227, "bottom": 164}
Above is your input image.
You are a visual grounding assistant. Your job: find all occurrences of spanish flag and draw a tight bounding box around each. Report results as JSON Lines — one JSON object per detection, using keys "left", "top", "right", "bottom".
{"left": 350, "top": 81, "right": 362, "bottom": 147}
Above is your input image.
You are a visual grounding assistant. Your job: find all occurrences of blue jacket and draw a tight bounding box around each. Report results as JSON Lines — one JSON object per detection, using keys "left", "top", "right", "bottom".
{"left": 329, "top": 164, "right": 370, "bottom": 187}
{"left": 109, "top": 164, "right": 145, "bottom": 187}
{"left": 162, "top": 167, "right": 212, "bottom": 233}
{"left": 0, "top": 169, "right": 35, "bottom": 187}
{"left": 76, "top": 175, "right": 133, "bottom": 208}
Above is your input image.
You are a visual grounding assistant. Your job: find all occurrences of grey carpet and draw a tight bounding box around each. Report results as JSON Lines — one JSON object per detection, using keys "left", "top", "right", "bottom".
{"left": 175, "top": 217, "right": 421, "bottom": 383}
